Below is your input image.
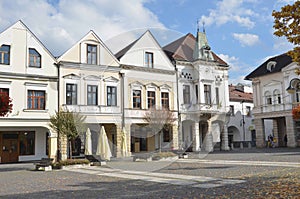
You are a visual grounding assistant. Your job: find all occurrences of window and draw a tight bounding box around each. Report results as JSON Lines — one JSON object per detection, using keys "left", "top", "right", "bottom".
{"left": 265, "top": 92, "right": 272, "bottom": 105}
{"left": 246, "top": 106, "right": 251, "bottom": 117}
{"left": 274, "top": 90, "right": 281, "bottom": 104}
{"left": 46, "top": 132, "right": 49, "bottom": 156}
{"left": 215, "top": 87, "right": 219, "bottom": 105}
{"left": 147, "top": 91, "right": 155, "bottom": 109}
{"left": 133, "top": 90, "right": 141, "bottom": 109}
{"left": 87, "top": 44, "right": 97, "bottom": 65}
{"left": 183, "top": 85, "right": 190, "bottom": 104}
{"left": 29, "top": 48, "right": 41, "bottom": 67}
{"left": 66, "top": 83, "right": 77, "bottom": 105}
{"left": 87, "top": 85, "right": 98, "bottom": 105}
{"left": 145, "top": 52, "right": 153, "bottom": 68}
{"left": 204, "top": 84, "right": 211, "bottom": 105}
{"left": 107, "top": 86, "right": 117, "bottom": 106}
{"left": 0, "top": 88, "right": 9, "bottom": 95}
{"left": 0, "top": 45, "right": 10, "bottom": 65}
{"left": 27, "top": 90, "right": 45, "bottom": 110}
{"left": 19, "top": 131, "right": 35, "bottom": 155}
{"left": 229, "top": 105, "right": 235, "bottom": 116}
{"left": 161, "top": 92, "right": 169, "bottom": 109}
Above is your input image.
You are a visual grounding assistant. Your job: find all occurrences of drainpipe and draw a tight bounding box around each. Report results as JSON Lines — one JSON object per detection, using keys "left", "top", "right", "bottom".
{"left": 54, "top": 62, "right": 61, "bottom": 162}
{"left": 173, "top": 59, "right": 181, "bottom": 150}
{"left": 120, "top": 72, "right": 125, "bottom": 129}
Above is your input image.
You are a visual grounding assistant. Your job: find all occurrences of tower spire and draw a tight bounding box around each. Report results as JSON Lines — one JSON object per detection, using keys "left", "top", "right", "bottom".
{"left": 202, "top": 21, "right": 205, "bottom": 33}
{"left": 197, "top": 19, "right": 200, "bottom": 32}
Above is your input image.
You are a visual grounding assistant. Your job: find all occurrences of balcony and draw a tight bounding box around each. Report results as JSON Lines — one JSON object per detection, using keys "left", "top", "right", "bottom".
{"left": 62, "top": 105, "right": 121, "bottom": 114}
{"left": 180, "top": 103, "right": 220, "bottom": 113}
{"left": 261, "top": 103, "right": 286, "bottom": 113}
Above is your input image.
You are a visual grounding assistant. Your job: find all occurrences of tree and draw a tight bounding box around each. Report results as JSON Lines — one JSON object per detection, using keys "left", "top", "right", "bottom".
{"left": 273, "top": 1, "right": 300, "bottom": 64}
{"left": 0, "top": 92, "right": 13, "bottom": 117}
{"left": 143, "top": 107, "right": 177, "bottom": 152}
{"left": 49, "top": 109, "right": 86, "bottom": 160}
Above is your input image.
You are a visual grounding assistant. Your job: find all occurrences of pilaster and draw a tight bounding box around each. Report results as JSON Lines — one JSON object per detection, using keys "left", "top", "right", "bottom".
{"left": 192, "top": 122, "right": 200, "bottom": 151}
{"left": 221, "top": 123, "right": 230, "bottom": 150}
{"left": 285, "top": 116, "right": 297, "bottom": 147}
{"left": 254, "top": 118, "right": 265, "bottom": 148}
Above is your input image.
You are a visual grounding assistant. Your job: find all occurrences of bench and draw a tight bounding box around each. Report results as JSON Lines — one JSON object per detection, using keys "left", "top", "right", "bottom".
{"left": 34, "top": 158, "right": 54, "bottom": 171}
{"left": 133, "top": 153, "right": 153, "bottom": 162}
{"left": 85, "top": 155, "right": 106, "bottom": 166}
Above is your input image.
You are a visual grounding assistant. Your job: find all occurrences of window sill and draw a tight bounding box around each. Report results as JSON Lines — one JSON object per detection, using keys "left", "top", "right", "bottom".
{"left": 23, "top": 109, "right": 48, "bottom": 112}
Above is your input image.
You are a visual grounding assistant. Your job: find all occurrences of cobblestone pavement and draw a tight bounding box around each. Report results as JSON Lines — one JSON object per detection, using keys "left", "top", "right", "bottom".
{"left": 0, "top": 148, "right": 299, "bottom": 199}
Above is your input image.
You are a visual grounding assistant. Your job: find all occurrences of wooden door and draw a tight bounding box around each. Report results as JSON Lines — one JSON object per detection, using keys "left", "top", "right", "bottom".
{"left": 2, "top": 139, "right": 19, "bottom": 163}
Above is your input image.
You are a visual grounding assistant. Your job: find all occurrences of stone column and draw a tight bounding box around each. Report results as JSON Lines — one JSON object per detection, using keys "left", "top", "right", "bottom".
{"left": 115, "top": 124, "right": 123, "bottom": 157}
{"left": 273, "top": 118, "right": 279, "bottom": 147}
{"left": 204, "top": 121, "right": 214, "bottom": 152}
{"left": 192, "top": 122, "right": 200, "bottom": 151}
{"left": 171, "top": 124, "right": 179, "bottom": 150}
{"left": 124, "top": 123, "right": 132, "bottom": 156}
{"left": 221, "top": 123, "right": 230, "bottom": 151}
{"left": 285, "top": 116, "right": 297, "bottom": 147}
{"left": 253, "top": 118, "right": 265, "bottom": 148}
{"left": 48, "top": 131, "right": 57, "bottom": 160}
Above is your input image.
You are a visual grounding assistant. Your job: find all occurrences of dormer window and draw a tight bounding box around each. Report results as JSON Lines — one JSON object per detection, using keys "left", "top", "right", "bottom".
{"left": 29, "top": 48, "right": 41, "bottom": 68}
{"left": 87, "top": 44, "right": 97, "bottom": 65}
{"left": 267, "top": 61, "right": 276, "bottom": 72}
{"left": 145, "top": 52, "right": 153, "bottom": 68}
{"left": 0, "top": 45, "right": 10, "bottom": 65}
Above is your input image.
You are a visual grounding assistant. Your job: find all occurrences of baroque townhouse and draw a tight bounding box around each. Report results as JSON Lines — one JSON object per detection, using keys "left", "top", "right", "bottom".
{"left": 115, "top": 30, "right": 179, "bottom": 153}
{"left": 57, "top": 31, "right": 124, "bottom": 159}
{"left": 164, "top": 29, "right": 230, "bottom": 152}
{"left": 227, "top": 84, "right": 255, "bottom": 149}
{"left": 0, "top": 21, "right": 58, "bottom": 163}
{"left": 246, "top": 53, "right": 300, "bottom": 148}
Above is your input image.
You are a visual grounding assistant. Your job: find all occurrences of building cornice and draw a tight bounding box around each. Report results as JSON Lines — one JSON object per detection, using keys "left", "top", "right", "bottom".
{"left": 0, "top": 72, "right": 58, "bottom": 81}
{"left": 121, "top": 65, "right": 176, "bottom": 75}
{"left": 59, "top": 61, "right": 121, "bottom": 73}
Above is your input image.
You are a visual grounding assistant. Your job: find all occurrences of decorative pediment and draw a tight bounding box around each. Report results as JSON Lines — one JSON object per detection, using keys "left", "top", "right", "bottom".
{"left": 145, "top": 83, "right": 158, "bottom": 90}
{"left": 63, "top": 73, "right": 81, "bottom": 80}
{"left": 103, "top": 76, "right": 119, "bottom": 83}
{"left": 83, "top": 75, "right": 102, "bottom": 81}
{"left": 159, "top": 84, "right": 171, "bottom": 91}
{"left": 130, "top": 81, "right": 144, "bottom": 89}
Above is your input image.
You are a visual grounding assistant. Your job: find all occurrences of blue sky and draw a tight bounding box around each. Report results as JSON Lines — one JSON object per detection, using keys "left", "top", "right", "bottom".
{"left": 0, "top": 0, "right": 297, "bottom": 84}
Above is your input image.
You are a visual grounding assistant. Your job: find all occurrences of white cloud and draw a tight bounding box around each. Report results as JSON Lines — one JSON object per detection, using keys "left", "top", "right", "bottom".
{"left": 200, "top": 0, "right": 256, "bottom": 29}
{"left": 218, "top": 54, "right": 240, "bottom": 71}
{"left": 232, "top": 33, "right": 260, "bottom": 47}
{"left": 0, "top": 0, "right": 165, "bottom": 56}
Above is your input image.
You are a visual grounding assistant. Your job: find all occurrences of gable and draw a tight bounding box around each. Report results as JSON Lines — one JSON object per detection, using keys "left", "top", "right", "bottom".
{"left": 58, "top": 31, "right": 119, "bottom": 67}
{"left": 118, "top": 31, "right": 174, "bottom": 71}
{"left": 0, "top": 20, "right": 57, "bottom": 76}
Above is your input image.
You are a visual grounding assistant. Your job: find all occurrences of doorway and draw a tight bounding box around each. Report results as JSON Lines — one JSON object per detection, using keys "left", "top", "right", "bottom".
{"left": 1, "top": 134, "right": 19, "bottom": 163}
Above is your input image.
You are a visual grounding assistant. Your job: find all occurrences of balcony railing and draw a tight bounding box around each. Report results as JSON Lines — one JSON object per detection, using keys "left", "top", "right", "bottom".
{"left": 62, "top": 104, "right": 121, "bottom": 114}
{"left": 180, "top": 103, "right": 221, "bottom": 113}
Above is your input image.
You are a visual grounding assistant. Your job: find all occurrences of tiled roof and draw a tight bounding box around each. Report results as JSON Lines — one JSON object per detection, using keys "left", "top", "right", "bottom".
{"left": 229, "top": 85, "right": 253, "bottom": 103}
{"left": 163, "top": 33, "right": 228, "bottom": 66}
{"left": 245, "top": 53, "right": 292, "bottom": 80}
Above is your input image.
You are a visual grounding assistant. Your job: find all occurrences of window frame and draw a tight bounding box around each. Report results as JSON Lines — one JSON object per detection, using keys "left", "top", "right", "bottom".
{"left": 147, "top": 91, "right": 156, "bottom": 109}
{"left": 87, "top": 85, "right": 98, "bottom": 105}
{"left": 87, "top": 44, "right": 97, "bottom": 65}
{"left": 0, "top": 45, "right": 10, "bottom": 65}
{"left": 107, "top": 86, "right": 117, "bottom": 106}
{"left": 133, "top": 90, "right": 142, "bottom": 109}
{"left": 145, "top": 52, "right": 154, "bottom": 68}
{"left": 66, "top": 83, "right": 78, "bottom": 105}
{"left": 183, "top": 85, "right": 190, "bottom": 104}
{"left": 27, "top": 90, "right": 46, "bottom": 110}
{"left": 161, "top": 92, "right": 169, "bottom": 109}
{"left": 229, "top": 105, "right": 235, "bottom": 116}
{"left": 28, "top": 48, "right": 41, "bottom": 68}
{"left": 204, "top": 84, "right": 212, "bottom": 105}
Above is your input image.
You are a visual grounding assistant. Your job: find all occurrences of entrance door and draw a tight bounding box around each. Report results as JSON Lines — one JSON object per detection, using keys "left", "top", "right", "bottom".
{"left": 2, "top": 138, "right": 19, "bottom": 163}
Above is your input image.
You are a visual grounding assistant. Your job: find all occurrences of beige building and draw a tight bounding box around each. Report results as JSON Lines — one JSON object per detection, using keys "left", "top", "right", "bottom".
{"left": 57, "top": 30, "right": 124, "bottom": 159}
{"left": 116, "top": 30, "right": 179, "bottom": 153}
{"left": 0, "top": 21, "right": 58, "bottom": 163}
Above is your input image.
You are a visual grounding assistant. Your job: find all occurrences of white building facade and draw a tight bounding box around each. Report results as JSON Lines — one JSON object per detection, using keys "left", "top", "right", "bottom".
{"left": 0, "top": 21, "right": 58, "bottom": 163}
{"left": 246, "top": 53, "right": 300, "bottom": 148}
{"left": 164, "top": 30, "right": 230, "bottom": 152}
